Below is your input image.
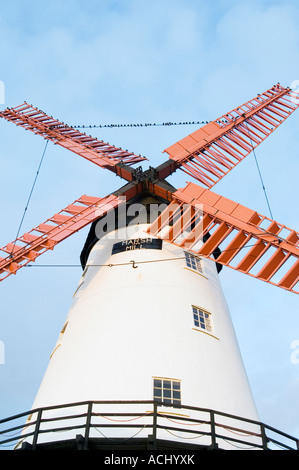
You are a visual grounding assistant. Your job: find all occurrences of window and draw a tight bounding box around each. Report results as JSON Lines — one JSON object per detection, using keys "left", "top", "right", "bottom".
{"left": 153, "top": 378, "right": 181, "bottom": 406}
{"left": 192, "top": 306, "right": 212, "bottom": 332}
{"left": 184, "top": 251, "right": 202, "bottom": 273}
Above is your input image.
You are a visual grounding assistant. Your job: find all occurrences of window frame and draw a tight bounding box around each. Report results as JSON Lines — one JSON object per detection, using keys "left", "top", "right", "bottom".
{"left": 192, "top": 305, "right": 212, "bottom": 333}
{"left": 153, "top": 377, "right": 181, "bottom": 406}
{"left": 184, "top": 251, "right": 203, "bottom": 274}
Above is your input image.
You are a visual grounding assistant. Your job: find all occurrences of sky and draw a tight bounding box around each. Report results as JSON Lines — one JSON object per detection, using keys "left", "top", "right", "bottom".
{"left": 0, "top": 0, "right": 298, "bottom": 448}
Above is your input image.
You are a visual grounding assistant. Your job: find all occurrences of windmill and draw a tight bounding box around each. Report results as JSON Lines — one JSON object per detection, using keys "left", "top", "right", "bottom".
{"left": 0, "top": 83, "right": 298, "bottom": 451}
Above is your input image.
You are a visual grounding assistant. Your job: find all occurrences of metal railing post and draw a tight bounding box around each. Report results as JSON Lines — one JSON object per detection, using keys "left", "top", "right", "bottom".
{"left": 151, "top": 401, "right": 157, "bottom": 449}
{"left": 209, "top": 410, "right": 218, "bottom": 449}
{"left": 32, "top": 409, "right": 42, "bottom": 450}
{"left": 83, "top": 402, "right": 93, "bottom": 450}
{"left": 153, "top": 401, "right": 157, "bottom": 441}
{"left": 260, "top": 423, "right": 269, "bottom": 450}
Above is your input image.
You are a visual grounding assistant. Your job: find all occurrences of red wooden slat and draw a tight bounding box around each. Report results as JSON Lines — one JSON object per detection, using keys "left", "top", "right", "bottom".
{"left": 257, "top": 249, "right": 288, "bottom": 281}
{"left": 278, "top": 258, "right": 299, "bottom": 290}
{"left": 235, "top": 240, "right": 268, "bottom": 273}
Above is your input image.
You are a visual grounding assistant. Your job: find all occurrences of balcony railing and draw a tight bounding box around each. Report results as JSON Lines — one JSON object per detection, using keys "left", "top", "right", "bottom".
{"left": 0, "top": 400, "right": 298, "bottom": 451}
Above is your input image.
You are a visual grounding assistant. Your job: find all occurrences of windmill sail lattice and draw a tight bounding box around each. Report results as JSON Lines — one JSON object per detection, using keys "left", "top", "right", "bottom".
{"left": 0, "top": 194, "right": 125, "bottom": 281}
{"left": 161, "top": 83, "right": 299, "bottom": 187}
{"left": 0, "top": 102, "right": 147, "bottom": 179}
{"left": 147, "top": 182, "right": 299, "bottom": 294}
{"left": 0, "top": 83, "right": 298, "bottom": 294}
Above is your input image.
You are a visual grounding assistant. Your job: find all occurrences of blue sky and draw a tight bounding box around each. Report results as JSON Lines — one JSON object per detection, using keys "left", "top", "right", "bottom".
{"left": 0, "top": 0, "right": 299, "bottom": 446}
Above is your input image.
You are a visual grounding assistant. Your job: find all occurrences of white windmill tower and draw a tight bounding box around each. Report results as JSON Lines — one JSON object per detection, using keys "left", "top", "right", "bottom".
{"left": 0, "top": 84, "right": 299, "bottom": 451}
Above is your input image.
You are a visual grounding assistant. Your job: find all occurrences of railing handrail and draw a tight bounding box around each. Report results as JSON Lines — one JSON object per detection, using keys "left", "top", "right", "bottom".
{"left": 0, "top": 400, "right": 298, "bottom": 450}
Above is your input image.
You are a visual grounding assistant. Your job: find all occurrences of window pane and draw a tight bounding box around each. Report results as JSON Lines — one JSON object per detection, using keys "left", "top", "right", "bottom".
{"left": 153, "top": 378, "right": 181, "bottom": 406}
{"left": 154, "top": 379, "right": 162, "bottom": 388}
{"left": 185, "top": 252, "right": 202, "bottom": 273}
{"left": 192, "top": 306, "right": 212, "bottom": 332}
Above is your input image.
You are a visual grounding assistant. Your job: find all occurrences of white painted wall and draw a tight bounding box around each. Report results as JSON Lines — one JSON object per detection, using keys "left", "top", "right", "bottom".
{"left": 23, "top": 223, "right": 260, "bottom": 448}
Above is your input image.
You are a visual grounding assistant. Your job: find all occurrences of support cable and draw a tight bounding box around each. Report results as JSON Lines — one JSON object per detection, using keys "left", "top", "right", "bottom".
{"left": 245, "top": 123, "right": 274, "bottom": 219}
{"left": 10, "top": 140, "right": 49, "bottom": 257}
{"left": 22, "top": 235, "right": 292, "bottom": 270}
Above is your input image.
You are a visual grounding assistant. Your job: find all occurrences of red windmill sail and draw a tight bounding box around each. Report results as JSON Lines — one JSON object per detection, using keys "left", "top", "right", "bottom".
{"left": 0, "top": 83, "right": 298, "bottom": 294}
{"left": 160, "top": 84, "right": 299, "bottom": 187}
{"left": 0, "top": 102, "right": 147, "bottom": 180}
{"left": 147, "top": 182, "right": 299, "bottom": 294}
